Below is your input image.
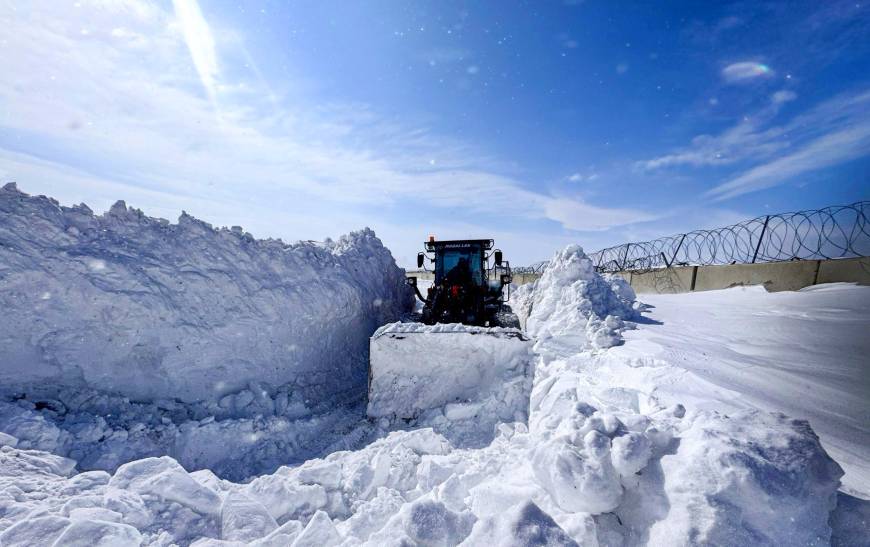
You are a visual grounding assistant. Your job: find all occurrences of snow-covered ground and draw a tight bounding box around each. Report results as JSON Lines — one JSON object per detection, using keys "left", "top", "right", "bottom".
{"left": 604, "top": 283, "right": 870, "bottom": 501}
{"left": 1, "top": 187, "right": 866, "bottom": 545}
{"left": 2, "top": 231, "right": 864, "bottom": 545}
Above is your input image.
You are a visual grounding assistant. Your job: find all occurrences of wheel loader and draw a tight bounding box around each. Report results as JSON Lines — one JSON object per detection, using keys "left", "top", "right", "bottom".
{"left": 367, "top": 237, "right": 531, "bottom": 421}
{"left": 408, "top": 237, "right": 520, "bottom": 328}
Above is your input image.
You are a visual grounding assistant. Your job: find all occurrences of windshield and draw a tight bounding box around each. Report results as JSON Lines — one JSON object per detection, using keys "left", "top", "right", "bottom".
{"left": 437, "top": 249, "right": 483, "bottom": 285}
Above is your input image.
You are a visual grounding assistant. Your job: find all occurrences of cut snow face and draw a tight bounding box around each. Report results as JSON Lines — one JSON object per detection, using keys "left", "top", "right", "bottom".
{"left": 368, "top": 322, "right": 534, "bottom": 447}
{"left": 0, "top": 183, "right": 413, "bottom": 478}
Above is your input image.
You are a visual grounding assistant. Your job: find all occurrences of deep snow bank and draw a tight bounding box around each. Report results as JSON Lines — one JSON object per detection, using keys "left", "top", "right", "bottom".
{"left": 0, "top": 182, "right": 412, "bottom": 404}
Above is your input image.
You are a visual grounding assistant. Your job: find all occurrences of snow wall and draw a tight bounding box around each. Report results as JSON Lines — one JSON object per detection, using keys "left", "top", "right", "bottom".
{"left": 0, "top": 183, "right": 413, "bottom": 405}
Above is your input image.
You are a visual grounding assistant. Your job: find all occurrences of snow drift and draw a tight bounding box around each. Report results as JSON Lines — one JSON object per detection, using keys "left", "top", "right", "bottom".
{"left": 0, "top": 182, "right": 412, "bottom": 405}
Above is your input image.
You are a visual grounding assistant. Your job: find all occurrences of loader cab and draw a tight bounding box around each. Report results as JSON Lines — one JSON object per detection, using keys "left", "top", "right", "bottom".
{"left": 431, "top": 241, "right": 486, "bottom": 287}
{"left": 410, "top": 237, "right": 517, "bottom": 327}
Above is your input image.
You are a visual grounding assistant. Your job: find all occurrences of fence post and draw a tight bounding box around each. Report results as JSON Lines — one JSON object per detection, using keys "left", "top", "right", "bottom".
{"left": 751, "top": 216, "right": 770, "bottom": 263}
{"left": 670, "top": 234, "right": 686, "bottom": 267}
{"left": 620, "top": 244, "right": 631, "bottom": 271}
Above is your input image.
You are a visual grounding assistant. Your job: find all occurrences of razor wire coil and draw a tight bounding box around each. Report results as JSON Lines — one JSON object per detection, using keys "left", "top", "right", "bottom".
{"left": 517, "top": 201, "right": 869, "bottom": 274}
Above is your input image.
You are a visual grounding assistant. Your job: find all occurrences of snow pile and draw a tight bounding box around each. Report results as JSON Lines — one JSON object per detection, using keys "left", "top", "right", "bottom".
{"left": 0, "top": 227, "right": 850, "bottom": 545}
{"left": 511, "top": 244, "right": 637, "bottom": 350}
{"left": 512, "top": 245, "right": 843, "bottom": 544}
{"left": 0, "top": 404, "right": 842, "bottom": 545}
{"left": 367, "top": 322, "right": 533, "bottom": 446}
{"left": 0, "top": 182, "right": 412, "bottom": 405}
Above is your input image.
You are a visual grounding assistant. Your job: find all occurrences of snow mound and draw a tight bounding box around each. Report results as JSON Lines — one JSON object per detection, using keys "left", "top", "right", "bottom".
{"left": 461, "top": 500, "right": 578, "bottom": 546}
{"left": 367, "top": 322, "right": 534, "bottom": 446}
{"left": 0, "top": 182, "right": 412, "bottom": 405}
{"left": 647, "top": 410, "right": 843, "bottom": 545}
{"left": 511, "top": 244, "right": 636, "bottom": 351}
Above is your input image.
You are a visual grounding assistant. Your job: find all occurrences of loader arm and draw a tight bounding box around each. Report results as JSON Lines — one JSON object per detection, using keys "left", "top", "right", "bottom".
{"left": 406, "top": 276, "right": 429, "bottom": 304}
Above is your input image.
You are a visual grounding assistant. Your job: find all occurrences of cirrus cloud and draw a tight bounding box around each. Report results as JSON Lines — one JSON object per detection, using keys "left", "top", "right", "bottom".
{"left": 721, "top": 61, "right": 774, "bottom": 83}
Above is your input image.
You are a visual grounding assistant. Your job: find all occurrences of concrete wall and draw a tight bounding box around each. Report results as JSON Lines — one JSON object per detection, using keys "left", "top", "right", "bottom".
{"left": 624, "top": 266, "right": 696, "bottom": 295}
{"left": 693, "top": 261, "right": 820, "bottom": 293}
{"left": 614, "top": 256, "right": 870, "bottom": 295}
{"left": 817, "top": 256, "right": 870, "bottom": 285}
{"left": 406, "top": 270, "right": 434, "bottom": 281}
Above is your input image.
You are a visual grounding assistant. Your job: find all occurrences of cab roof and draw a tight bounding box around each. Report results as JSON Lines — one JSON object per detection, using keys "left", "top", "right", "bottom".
{"left": 424, "top": 239, "right": 494, "bottom": 252}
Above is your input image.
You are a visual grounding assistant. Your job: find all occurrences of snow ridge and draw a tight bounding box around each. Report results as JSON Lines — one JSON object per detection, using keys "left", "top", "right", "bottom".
{"left": 0, "top": 182, "right": 413, "bottom": 405}
{"left": 0, "top": 183, "right": 411, "bottom": 478}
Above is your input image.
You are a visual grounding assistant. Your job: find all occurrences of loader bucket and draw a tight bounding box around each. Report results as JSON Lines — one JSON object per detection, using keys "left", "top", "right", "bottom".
{"left": 367, "top": 322, "right": 534, "bottom": 423}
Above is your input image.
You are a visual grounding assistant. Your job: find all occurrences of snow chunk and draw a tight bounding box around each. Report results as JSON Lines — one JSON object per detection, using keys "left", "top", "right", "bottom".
{"left": 461, "top": 500, "right": 578, "bottom": 547}
{"left": 0, "top": 431, "right": 18, "bottom": 447}
{"left": 648, "top": 410, "right": 843, "bottom": 545}
{"left": 52, "top": 518, "right": 142, "bottom": 546}
{"left": 250, "top": 519, "right": 303, "bottom": 547}
{"left": 0, "top": 515, "right": 71, "bottom": 546}
{"left": 244, "top": 474, "right": 327, "bottom": 523}
{"left": 531, "top": 433, "right": 623, "bottom": 514}
{"left": 511, "top": 244, "right": 635, "bottom": 351}
{"left": 336, "top": 487, "right": 405, "bottom": 542}
{"left": 108, "top": 456, "right": 221, "bottom": 516}
{"left": 220, "top": 492, "right": 278, "bottom": 542}
{"left": 402, "top": 498, "right": 476, "bottom": 547}
{"left": 610, "top": 432, "right": 652, "bottom": 477}
{"left": 291, "top": 510, "right": 341, "bottom": 547}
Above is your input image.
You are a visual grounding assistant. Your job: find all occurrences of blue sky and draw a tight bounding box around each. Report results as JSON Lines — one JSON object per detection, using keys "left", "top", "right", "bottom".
{"left": 1, "top": 0, "right": 868, "bottom": 266}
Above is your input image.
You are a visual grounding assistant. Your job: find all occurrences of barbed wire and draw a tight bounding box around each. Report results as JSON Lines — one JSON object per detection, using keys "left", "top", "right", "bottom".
{"left": 512, "top": 261, "right": 548, "bottom": 274}
{"left": 588, "top": 201, "right": 869, "bottom": 273}
{"left": 514, "top": 201, "right": 869, "bottom": 275}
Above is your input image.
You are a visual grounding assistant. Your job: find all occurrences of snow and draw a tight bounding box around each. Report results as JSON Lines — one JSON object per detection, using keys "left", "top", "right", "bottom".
{"left": 0, "top": 182, "right": 411, "bottom": 405}
{"left": 367, "top": 322, "right": 534, "bottom": 446}
{"left": 460, "top": 500, "right": 579, "bottom": 546}
{"left": 602, "top": 282, "right": 870, "bottom": 500}
{"left": 1, "top": 191, "right": 865, "bottom": 547}
{"left": 0, "top": 183, "right": 412, "bottom": 479}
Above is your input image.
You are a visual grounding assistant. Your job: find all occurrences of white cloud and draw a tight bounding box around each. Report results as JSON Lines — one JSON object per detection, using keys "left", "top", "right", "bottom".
{"left": 566, "top": 173, "right": 599, "bottom": 183}
{"left": 172, "top": 0, "right": 219, "bottom": 101}
{"left": 640, "top": 89, "right": 867, "bottom": 177}
{"left": 703, "top": 90, "right": 870, "bottom": 200}
{"left": 0, "top": 0, "right": 651, "bottom": 260}
{"left": 543, "top": 198, "right": 656, "bottom": 232}
{"left": 771, "top": 90, "right": 797, "bottom": 104}
{"left": 721, "top": 61, "right": 773, "bottom": 83}
{"left": 707, "top": 120, "right": 870, "bottom": 201}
